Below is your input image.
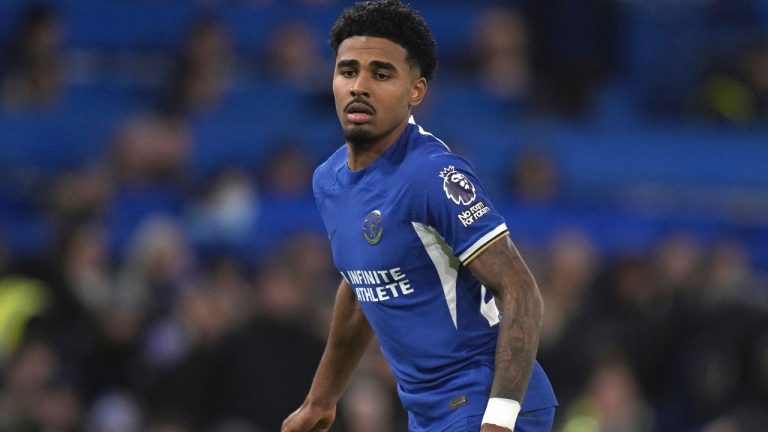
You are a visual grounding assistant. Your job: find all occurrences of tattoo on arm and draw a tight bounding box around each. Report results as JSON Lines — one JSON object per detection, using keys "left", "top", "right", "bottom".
{"left": 467, "top": 235, "right": 543, "bottom": 402}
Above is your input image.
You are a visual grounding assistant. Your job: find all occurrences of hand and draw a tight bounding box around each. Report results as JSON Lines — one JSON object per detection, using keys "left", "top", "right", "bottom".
{"left": 281, "top": 402, "right": 336, "bottom": 432}
{"left": 480, "top": 424, "right": 512, "bottom": 432}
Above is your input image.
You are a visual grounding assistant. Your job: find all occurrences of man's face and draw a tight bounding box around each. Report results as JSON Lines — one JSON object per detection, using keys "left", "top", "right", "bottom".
{"left": 333, "top": 36, "right": 426, "bottom": 150}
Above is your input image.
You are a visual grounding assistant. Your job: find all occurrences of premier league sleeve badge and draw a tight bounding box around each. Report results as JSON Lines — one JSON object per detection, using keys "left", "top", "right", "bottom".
{"left": 439, "top": 166, "right": 476, "bottom": 206}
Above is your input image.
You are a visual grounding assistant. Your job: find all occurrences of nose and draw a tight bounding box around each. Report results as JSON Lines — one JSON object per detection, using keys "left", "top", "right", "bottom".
{"left": 350, "top": 75, "right": 370, "bottom": 98}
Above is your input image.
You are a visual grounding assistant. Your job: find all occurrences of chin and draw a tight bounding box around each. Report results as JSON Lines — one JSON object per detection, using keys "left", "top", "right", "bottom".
{"left": 344, "top": 125, "right": 377, "bottom": 148}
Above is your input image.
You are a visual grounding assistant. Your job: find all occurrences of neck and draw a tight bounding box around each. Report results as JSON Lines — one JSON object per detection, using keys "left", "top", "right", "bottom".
{"left": 346, "top": 119, "right": 410, "bottom": 171}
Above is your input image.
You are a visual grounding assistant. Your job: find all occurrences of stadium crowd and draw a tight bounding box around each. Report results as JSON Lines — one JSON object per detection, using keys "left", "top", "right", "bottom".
{"left": 0, "top": 1, "right": 767, "bottom": 431}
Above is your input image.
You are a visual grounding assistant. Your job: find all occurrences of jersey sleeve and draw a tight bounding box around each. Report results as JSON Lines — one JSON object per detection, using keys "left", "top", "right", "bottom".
{"left": 412, "top": 153, "right": 508, "bottom": 264}
{"left": 312, "top": 162, "right": 333, "bottom": 236}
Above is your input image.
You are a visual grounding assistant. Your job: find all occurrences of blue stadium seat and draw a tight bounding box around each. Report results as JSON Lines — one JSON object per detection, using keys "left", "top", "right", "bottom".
{"left": 0, "top": 84, "right": 147, "bottom": 170}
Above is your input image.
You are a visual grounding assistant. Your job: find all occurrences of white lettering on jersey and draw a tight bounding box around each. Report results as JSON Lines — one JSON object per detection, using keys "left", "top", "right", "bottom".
{"left": 458, "top": 201, "right": 491, "bottom": 227}
{"left": 347, "top": 267, "right": 414, "bottom": 303}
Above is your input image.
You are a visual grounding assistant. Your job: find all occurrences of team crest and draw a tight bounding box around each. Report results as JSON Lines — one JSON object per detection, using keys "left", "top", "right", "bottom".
{"left": 363, "top": 210, "right": 383, "bottom": 245}
{"left": 439, "top": 166, "right": 476, "bottom": 205}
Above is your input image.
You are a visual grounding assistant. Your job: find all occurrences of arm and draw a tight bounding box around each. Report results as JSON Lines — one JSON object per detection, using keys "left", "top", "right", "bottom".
{"left": 466, "top": 235, "right": 543, "bottom": 432}
{"left": 282, "top": 279, "right": 374, "bottom": 432}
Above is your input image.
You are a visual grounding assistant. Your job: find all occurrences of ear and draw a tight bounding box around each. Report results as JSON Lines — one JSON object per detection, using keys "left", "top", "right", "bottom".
{"left": 409, "top": 77, "right": 428, "bottom": 107}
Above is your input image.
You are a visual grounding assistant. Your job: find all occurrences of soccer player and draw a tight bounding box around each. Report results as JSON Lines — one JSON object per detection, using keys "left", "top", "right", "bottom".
{"left": 282, "top": 1, "right": 557, "bottom": 431}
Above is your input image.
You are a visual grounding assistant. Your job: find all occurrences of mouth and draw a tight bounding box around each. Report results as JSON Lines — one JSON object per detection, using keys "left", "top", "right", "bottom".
{"left": 345, "top": 101, "right": 375, "bottom": 124}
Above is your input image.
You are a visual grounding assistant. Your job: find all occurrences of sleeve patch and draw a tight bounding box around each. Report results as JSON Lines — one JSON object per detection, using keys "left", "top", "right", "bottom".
{"left": 458, "top": 201, "right": 491, "bottom": 227}
{"left": 439, "top": 165, "right": 476, "bottom": 205}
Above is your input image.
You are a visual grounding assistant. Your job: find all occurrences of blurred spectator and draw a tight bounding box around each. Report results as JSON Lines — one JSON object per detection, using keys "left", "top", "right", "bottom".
{"left": 260, "top": 145, "right": 314, "bottom": 200}
{"left": 46, "top": 167, "right": 113, "bottom": 232}
{"left": 0, "top": 233, "right": 49, "bottom": 366}
{"left": 188, "top": 168, "right": 260, "bottom": 251}
{"left": 103, "top": 115, "right": 190, "bottom": 258}
{"left": 702, "top": 239, "right": 765, "bottom": 305}
{"left": 264, "top": 20, "right": 330, "bottom": 91}
{"left": 161, "top": 17, "right": 233, "bottom": 119}
{"left": 507, "top": 148, "right": 561, "bottom": 205}
{"left": 464, "top": 7, "right": 532, "bottom": 108}
{"left": 536, "top": 230, "right": 601, "bottom": 408}
{"left": 640, "top": 233, "right": 768, "bottom": 430}
{"left": 342, "top": 348, "right": 407, "bottom": 432}
{"left": 577, "top": 253, "right": 668, "bottom": 403}
{"left": 23, "top": 222, "right": 112, "bottom": 410}
{"left": 255, "top": 256, "right": 316, "bottom": 326}
{"left": 115, "top": 217, "right": 195, "bottom": 321}
{"left": 560, "top": 354, "right": 654, "bottom": 432}
{"left": 51, "top": 223, "right": 113, "bottom": 319}
{"left": 342, "top": 377, "right": 393, "bottom": 432}
{"left": 145, "top": 250, "right": 328, "bottom": 431}
{"left": 248, "top": 146, "right": 323, "bottom": 259}
{"left": 653, "top": 231, "right": 704, "bottom": 297}
{"left": 699, "top": 41, "right": 768, "bottom": 124}
{"left": 524, "top": 0, "right": 618, "bottom": 115}
{"left": 539, "top": 230, "right": 598, "bottom": 348}
{"left": 254, "top": 232, "right": 333, "bottom": 311}
{"left": 1, "top": 4, "right": 65, "bottom": 111}
{"left": 704, "top": 407, "right": 768, "bottom": 432}
{"left": 196, "top": 255, "right": 254, "bottom": 339}
{"left": 108, "top": 115, "right": 192, "bottom": 187}
{"left": 83, "top": 390, "right": 143, "bottom": 432}
{"left": 0, "top": 338, "right": 82, "bottom": 431}
{"left": 653, "top": 289, "right": 768, "bottom": 430}
{"left": 57, "top": 219, "right": 197, "bottom": 432}
{"left": 280, "top": 233, "right": 336, "bottom": 292}
{"left": 139, "top": 256, "right": 252, "bottom": 402}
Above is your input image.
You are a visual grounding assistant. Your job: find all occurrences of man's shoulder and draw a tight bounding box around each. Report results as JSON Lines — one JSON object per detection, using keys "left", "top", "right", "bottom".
{"left": 314, "top": 145, "right": 346, "bottom": 181}
{"left": 402, "top": 136, "right": 473, "bottom": 185}
{"left": 401, "top": 123, "right": 451, "bottom": 168}
{"left": 313, "top": 144, "right": 346, "bottom": 198}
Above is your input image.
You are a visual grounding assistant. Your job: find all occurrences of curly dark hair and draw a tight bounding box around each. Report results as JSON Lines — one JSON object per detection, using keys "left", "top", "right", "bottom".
{"left": 329, "top": 0, "right": 438, "bottom": 81}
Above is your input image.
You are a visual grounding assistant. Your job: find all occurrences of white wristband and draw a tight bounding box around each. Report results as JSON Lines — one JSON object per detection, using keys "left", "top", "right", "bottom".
{"left": 481, "top": 397, "right": 521, "bottom": 430}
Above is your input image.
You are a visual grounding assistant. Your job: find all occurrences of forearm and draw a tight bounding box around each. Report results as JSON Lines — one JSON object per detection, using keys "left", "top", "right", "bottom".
{"left": 305, "top": 279, "right": 374, "bottom": 408}
{"left": 468, "top": 236, "right": 543, "bottom": 402}
{"left": 490, "top": 264, "right": 542, "bottom": 402}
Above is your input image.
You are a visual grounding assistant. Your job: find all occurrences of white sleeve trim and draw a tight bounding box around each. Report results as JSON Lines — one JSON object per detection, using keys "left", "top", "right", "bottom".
{"left": 458, "top": 223, "right": 509, "bottom": 263}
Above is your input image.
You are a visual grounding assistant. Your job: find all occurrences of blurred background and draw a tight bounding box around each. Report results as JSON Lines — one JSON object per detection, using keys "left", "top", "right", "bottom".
{"left": 0, "top": 0, "right": 767, "bottom": 431}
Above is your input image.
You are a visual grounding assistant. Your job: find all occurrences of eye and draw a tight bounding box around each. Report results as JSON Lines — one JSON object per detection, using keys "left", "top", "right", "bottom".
{"left": 373, "top": 72, "right": 390, "bottom": 80}
{"left": 340, "top": 69, "right": 356, "bottom": 78}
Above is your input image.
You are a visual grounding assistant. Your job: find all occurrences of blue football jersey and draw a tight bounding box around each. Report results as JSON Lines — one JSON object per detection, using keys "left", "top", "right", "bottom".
{"left": 313, "top": 117, "right": 556, "bottom": 431}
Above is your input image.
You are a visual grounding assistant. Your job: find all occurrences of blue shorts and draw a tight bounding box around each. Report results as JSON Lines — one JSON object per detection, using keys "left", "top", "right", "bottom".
{"left": 402, "top": 362, "right": 557, "bottom": 432}
{"left": 448, "top": 406, "right": 556, "bottom": 432}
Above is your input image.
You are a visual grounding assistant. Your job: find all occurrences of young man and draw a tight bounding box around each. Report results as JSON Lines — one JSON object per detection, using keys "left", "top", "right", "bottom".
{"left": 282, "top": 1, "right": 557, "bottom": 431}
